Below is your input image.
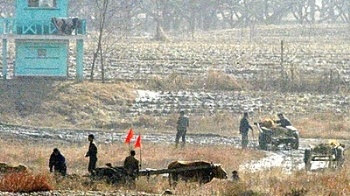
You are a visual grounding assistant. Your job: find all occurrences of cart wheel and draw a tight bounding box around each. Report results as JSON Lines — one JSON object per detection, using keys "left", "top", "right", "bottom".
{"left": 259, "top": 133, "right": 267, "bottom": 150}
{"left": 304, "top": 149, "right": 312, "bottom": 171}
{"left": 291, "top": 132, "right": 299, "bottom": 150}
{"left": 335, "top": 146, "right": 345, "bottom": 168}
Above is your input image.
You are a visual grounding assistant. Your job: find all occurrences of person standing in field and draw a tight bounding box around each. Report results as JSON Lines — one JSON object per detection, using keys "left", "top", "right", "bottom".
{"left": 239, "top": 112, "right": 253, "bottom": 149}
{"left": 85, "top": 134, "right": 97, "bottom": 175}
{"left": 124, "top": 150, "right": 140, "bottom": 188}
{"left": 175, "top": 110, "right": 189, "bottom": 148}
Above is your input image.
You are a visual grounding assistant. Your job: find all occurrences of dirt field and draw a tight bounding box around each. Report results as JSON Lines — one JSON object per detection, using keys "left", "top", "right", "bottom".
{"left": 1, "top": 24, "right": 350, "bottom": 195}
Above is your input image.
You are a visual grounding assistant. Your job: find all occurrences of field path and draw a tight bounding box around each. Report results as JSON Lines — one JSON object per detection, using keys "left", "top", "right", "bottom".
{"left": 2, "top": 124, "right": 348, "bottom": 173}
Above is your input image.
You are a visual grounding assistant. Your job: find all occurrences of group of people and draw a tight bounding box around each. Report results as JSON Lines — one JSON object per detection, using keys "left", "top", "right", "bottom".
{"left": 48, "top": 111, "right": 289, "bottom": 184}
{"left": 49, "top": 134, "right": 140, "bottom": 185}
{"left": 49, "top": 134, "right": 98, "bottom": 176}
{"left": 239, "top": 112, "right": 292, "bottom": 149}
{"left": 174, "top": 110, "right": 292, "bottom": 150}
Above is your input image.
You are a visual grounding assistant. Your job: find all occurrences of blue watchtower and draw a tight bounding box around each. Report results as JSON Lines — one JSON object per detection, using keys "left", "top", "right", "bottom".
{"left": 0, "top": 0, "right": 86, "bottom": 80}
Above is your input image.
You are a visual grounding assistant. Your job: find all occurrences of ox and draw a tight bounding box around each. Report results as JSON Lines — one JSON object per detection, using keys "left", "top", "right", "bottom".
{"left": 167, "top": 161, "right": 227, "bottom": 187}
{"left": 0, "top": 162, "right": 28, "bottom": 174}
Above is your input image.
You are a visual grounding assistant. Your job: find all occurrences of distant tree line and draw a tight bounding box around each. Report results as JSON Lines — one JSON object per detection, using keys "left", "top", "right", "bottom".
{"left": 69, "top": 0, "right": 350, "bottom": 39}
{"left": 1, "top": 0, "right": 350, "bottom": 81}
{"left": 1, "top": 0, "right": 350, "bottom": 38}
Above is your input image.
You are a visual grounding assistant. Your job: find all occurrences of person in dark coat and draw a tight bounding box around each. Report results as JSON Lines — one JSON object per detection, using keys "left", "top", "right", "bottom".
{"left": 124, "top": 150, "right": 140, "bottom": 188}
{"left": 232, "top": 170, "right": 240, "bottom": 182}
{"left": 175, "top": 110, "right": 190, "bottom": 148}
{"left": 49, "top": 148, "right": 67, "bottom": 176}
{"left": 275, "top": 113, "right": 292, "bottom": 128}
{"left": 85, "top": 134, "right": 98, "bottom": 175}
{"left": 239, "top": 112, "right": 253, "bottom": 149}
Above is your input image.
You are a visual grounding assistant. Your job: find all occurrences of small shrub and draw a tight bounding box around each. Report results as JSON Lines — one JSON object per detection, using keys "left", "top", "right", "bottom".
{"left": 284, "top": 188, "right": 308, "bottom": 196}
{"left": 0, "top": 172, "right": 53, "bottom": 193}
{"left": 223, "top": 182, "right": 262, "bottom": 196}
{"left": 202, "top": 71, "right": 245, "bottom": 91}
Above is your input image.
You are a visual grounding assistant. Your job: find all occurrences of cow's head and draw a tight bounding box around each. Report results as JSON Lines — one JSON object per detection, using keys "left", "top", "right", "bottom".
{"left": 16, "top": 165, "right": 28, "bottom": 172}
{"left": 212, "top": 164, "right": 227, "bottom": 179}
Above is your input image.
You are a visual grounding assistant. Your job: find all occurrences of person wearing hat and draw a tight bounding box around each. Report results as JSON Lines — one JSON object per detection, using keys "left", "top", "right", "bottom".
{"left": 49, "top": 148, "right": 67, "bottom": 176}
{"left": 175, "top": 110, "right": 189, "bottom": 148}
{"left": 275, "top": 113, "right": 292, "bottom": 128}
{"left": 232, "top": 170, "right": 240, "bottom": 182}
{"left": 239, "top": 112, "right": 253, "bottom": 149}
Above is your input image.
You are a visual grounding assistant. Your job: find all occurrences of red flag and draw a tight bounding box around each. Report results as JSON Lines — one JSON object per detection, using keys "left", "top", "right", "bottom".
{"left": 134, "top": 135, "right": 141, "bottom": 148}
{"left": 125, "top": 129, "right": 134, "bottom": 143}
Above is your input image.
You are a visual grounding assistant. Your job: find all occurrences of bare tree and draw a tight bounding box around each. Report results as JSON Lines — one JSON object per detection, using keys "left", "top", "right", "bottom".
{"left": 139, "top": 0, "right": 170, "bottom": 41}
{"left": 90, "top": 0, "right": 112, "bottom": 82}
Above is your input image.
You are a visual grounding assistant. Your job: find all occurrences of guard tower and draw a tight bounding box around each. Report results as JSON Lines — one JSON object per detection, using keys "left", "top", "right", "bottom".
{"left": 0, "top": 0, "right": 86, "bottom": 80}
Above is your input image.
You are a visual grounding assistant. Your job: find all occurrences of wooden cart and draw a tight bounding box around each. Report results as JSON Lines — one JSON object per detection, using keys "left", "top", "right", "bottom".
{"left": 303, "top": 143, "right": 344, "bottom": 171}
{"left": 92, "top": 164, "right": 216, "bottom": 185}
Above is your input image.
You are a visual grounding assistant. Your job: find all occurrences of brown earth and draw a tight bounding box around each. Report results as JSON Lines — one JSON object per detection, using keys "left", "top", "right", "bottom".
{"left": 0, "top": 78, "right": 136, "bottom": 130}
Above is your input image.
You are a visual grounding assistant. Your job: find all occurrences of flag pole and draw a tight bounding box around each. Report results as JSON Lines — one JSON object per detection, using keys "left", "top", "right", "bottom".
{"left": 139, "top": 146, "right": 142, "bottom": 169}
{"left": 134, "top": 134, "right": 142, "bottom": 169}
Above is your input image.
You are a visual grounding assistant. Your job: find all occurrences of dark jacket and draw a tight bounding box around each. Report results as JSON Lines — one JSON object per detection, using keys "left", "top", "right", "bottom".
{"left": 124, "top": 155, "right": 139, "bottom": 176}
{"left": 49, "top": 152, "right": 67, "bottom": 175}
{"left": 239, "top": 116, "right": 253, "bottom": 134}
{"left": 275, "top": 117, "right": 292, "bottom": 128}
{"left": 86, "top": 142, "right": 98, "bottom": 158}
{"left": 177, "top": 115, "right": 189, "bottom": 130}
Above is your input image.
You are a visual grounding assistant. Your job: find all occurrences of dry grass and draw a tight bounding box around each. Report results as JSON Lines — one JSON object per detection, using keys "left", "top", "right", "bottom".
{"left": 1, "top": 25, "right": 350, "bottom": 195}
{"left": 0, "top": 79, "right": 136, "bottom": 130}
{"left": 145, "top": 70, "right": 246, "bottom": 91}
{"left": 0, "top": 172, "right": 53, "bottom": 193}
{"left": 0, "top": 77, "right": 350, "bottom": 140}
{"left": 2, "top": 136, "right": 350, "bottom": 195}
{"left": 294, "top": 112, "right": 350, "bottom": 139}
{"left": 0, "top": 137, "right": 263, "bottom": 194}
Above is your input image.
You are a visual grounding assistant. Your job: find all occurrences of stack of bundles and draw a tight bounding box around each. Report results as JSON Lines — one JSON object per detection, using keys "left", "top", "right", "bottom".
{"left": 313, "top": 140, "right": 339, "bottom": 154}
{"left": 259, "top": 118, "right": 275, "bottom": 128}
{"left": 328, "top": 139, "right": 340, "bottom": 147}
{"left": 271, "top": 127, "right": 293, "bottom": 137}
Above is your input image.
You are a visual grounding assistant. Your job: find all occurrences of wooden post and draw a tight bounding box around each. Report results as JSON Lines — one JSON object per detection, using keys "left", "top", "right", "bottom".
{"left": 76, "top": 39, "right": 84, "bottom": 81}
{"left": 280, "top": 40, "right": 285, "bottom": 90}
{"left": 291, "top": 64, "right": 294, "bottom": 89}
{"left": 2, "top": 39, "right": 7, "bottom": 79}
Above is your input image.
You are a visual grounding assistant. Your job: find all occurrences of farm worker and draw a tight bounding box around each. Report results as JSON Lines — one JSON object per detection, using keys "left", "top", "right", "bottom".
{"left": 232, "top": 170, "right": 240, "bottom": 182}
{"left": 85, "top": 134, "right": 98, "bottom": 175}
{"left": 239, "top": 112, "right": 253, "bottom": 149}
{"left": 175, "top": 110, "right": 190, "bottom": 148}
{"left": 124, "top": 150, "right": 140, "bottom": 187}
{"left": 49, "top": 148, "right": 67, "bottom": 176}
{"left": 275, "top": 113, "right": 292, "bottom": 128}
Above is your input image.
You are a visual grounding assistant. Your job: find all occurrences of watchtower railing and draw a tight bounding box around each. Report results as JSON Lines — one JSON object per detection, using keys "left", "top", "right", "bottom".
{"left": 0, "top": 18, "right": 86, "bottom": 35}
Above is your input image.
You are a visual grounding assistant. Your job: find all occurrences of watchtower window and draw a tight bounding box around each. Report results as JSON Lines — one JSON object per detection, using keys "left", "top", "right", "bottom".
{"left": 37, "top": 49, "right": 47, "bottom": 58}
{"left": 28, "top": 0, "right": 56, "bottom": 8}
